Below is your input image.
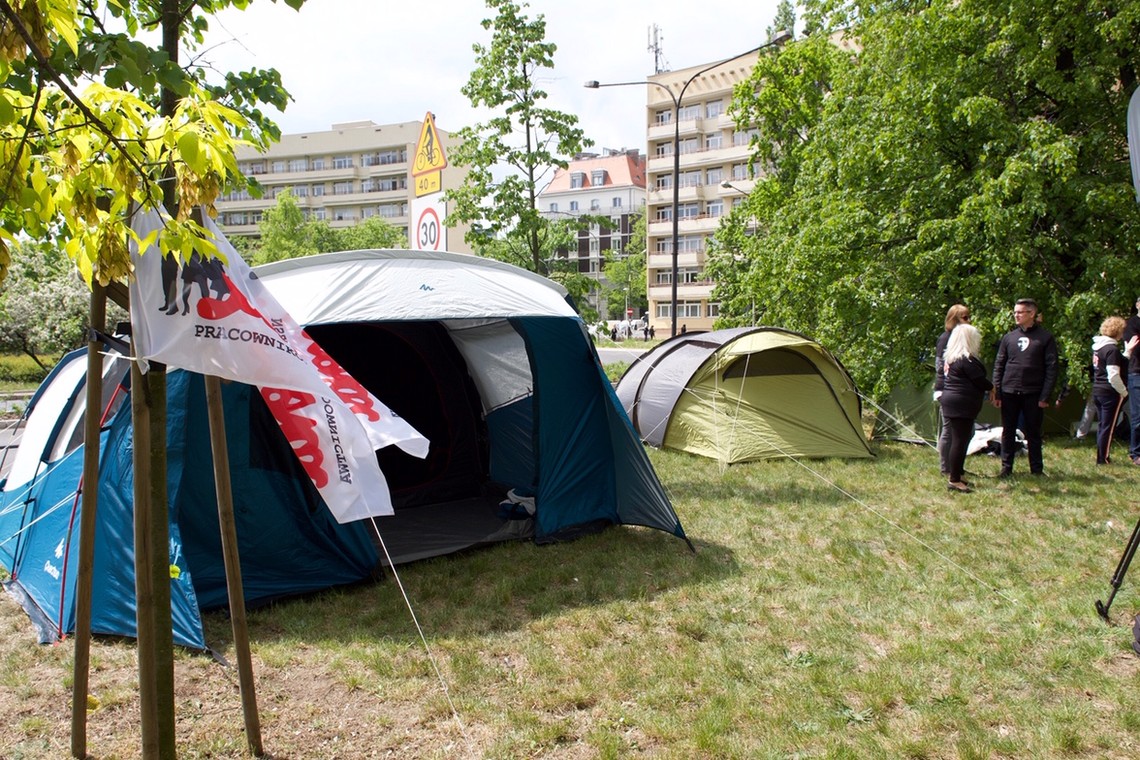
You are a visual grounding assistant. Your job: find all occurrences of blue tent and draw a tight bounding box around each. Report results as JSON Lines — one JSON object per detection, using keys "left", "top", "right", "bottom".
{"left": 0, "top": 250, "right": 688, "bottom": 648}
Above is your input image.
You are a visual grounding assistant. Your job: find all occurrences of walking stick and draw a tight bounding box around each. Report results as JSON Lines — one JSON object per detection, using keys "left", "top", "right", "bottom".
{"left": 1096, "top": 514, "right": 1140, "bottom": 621}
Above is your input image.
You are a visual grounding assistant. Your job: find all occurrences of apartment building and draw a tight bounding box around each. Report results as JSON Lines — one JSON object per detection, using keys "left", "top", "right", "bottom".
{"left": 644, "top": 52, "right": 760, "bottom": 334}
{"left": 216, "top": 119, "right": 471, "bottom": 253}
{"left": 537, "top": 148, "right": 647, "bottom": 316}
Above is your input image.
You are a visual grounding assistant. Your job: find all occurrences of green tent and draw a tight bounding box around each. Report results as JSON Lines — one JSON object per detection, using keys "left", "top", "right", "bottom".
{"left": 615, "top": 327, "right": 873, "bottom": 464}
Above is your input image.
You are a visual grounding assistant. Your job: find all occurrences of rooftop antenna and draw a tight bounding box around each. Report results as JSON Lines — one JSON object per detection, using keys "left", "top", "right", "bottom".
{"left": 647, "top": 24, "right": 669, "bottom": 74}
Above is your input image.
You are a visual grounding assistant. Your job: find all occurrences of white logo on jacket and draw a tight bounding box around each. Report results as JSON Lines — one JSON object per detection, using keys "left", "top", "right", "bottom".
{"left": 1018, "top": 337, "right": 1030, "bottom": 351}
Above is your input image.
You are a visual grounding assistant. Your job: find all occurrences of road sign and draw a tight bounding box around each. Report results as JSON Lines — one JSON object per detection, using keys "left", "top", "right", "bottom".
{"left": 410, "top": 194, "right": 447, "bottom": 251}
{"left": 412, "top": 112, "right": 448, "bottom": 177}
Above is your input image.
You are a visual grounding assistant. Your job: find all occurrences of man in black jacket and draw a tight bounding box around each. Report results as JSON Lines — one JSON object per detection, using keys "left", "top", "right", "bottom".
{"left": 992, "top": 298, "right": 1059, "bottom": 476}
{"left": 1122, "top": 297, "right": 1140, "bottom": 464}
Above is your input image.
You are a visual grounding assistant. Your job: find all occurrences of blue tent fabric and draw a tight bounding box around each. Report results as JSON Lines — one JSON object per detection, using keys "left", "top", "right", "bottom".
{"left": 2, "top": 251, "right": 689, "bottom": 647}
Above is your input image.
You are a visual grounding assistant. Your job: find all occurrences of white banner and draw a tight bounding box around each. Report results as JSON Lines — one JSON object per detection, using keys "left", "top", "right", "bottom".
{"left": 128, "top": 209, "right": 428, "bottom": 522}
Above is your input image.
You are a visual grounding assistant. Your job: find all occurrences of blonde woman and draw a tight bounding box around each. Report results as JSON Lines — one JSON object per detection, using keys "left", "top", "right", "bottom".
{"left": 933, "top": 304, "right": 971, "bottom": 474}
{"left": 939, "top": 323, "right": 992, "bottom": 492}
{"left": 1091, "top": 316, "right": 1130, "bottom": 465}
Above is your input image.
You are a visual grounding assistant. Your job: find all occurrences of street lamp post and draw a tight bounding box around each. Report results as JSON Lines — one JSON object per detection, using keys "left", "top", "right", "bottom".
{"left": 586, "top": 30, "right": 791, "bottom": 337}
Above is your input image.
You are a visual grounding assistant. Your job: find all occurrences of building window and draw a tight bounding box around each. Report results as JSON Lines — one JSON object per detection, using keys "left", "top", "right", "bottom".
{"left": 333, "top": 155, "right": 353, "bottom": 169}
{"left": 732, "top": 163, "right": 749, "bottom": 181}
{"left": 706, "top": 99, "right": 725, "bottom": 119}
{"left": 707, "top": 167, "right": 724, "bottom": 186}
{"left": 611, "top": 238, "right": 623, "bottom": 253}
{"left": 655, "top": 109, "right": 672, "bottom": 125}
{"left": 654, "top": 142, "right": 674, "bottom": 157}
{"left": 707, "top": 302, "right": 721, "bottom": 318}
{"left": 655, "top": 238, "right": 673, "bottom": 253}
{"left": 590, "top": 199, "right": 601, "bottom": 211}
{"left": 311, "top": 158, "right": 325, "bottom": 170}
{"left": 569, "top": 201, "right": 579, "bottom": 211}
{"left": 332, "top": 209, "right": 354, "bottom": 221}
{"left": 678, "top": 203, "right": 700, "bottom": 219}
{"left": 705, "top": 133, "right": 723, "bottom": 150}
{"left": 287, "top": 159, "right": 307, "bottom": 172}
{"left": 656, "top": 174, "right": 673, "bottom": 190}
{"left": 271, "top": 160, "right": 286, "bottom": 173}
{"left": 707, "top": 200, "right": 724, "bottom": 218}
{"left": 245, "top": 161, "right": 265, "bottom": 175}
{"left": 679, "top": 300, "right": 702, "bottom": 317}
{"left": 679, "top": 138, "right": 699, "bottom": 155}
{"left": 679, "top": 267, "right": 701, "bottom": 282}
{"left": 313, "top": 209, "right": 327, "bottom": 220}
{"left": 549, "top": 202, "right": 559, "bottom": 212}
{"left": 678, "top": 236, "right": 703, "bottom": 253}
{"left": 589, "top": 237, "right": 600, "bottom": 254}
{"left": 655, "top": 207, "right": 672, "bottom": 222}
{"left": 733, "top": 128, "right": 759, "bottom": 147}
{"left": 655, "top": 270, "right": 672, "bottom": 284}
{"left": 656, "top": 302, "right": 671, "bottom": 318}
{"left": 292, "top": 185, "right": 308, "bottom": 197}
{"left": 678, "top": 105, "right": 700, "bottom": 121}
{"left": 312, "top": 184, "right": 325, "bottom": 196}
{"left": 570, "top": 172, "right": 585, "bottom": 189}
{"left": 333, "top": 181, "right": 353, "bottom": 195}
{"left": 591, "top": 170, "right": 607, "bottom": 186}
{"left": 679, "top": 170, "right": 701, "bottom": 188}
{"left": 612, "top": 197, "right": 622, "bottom": 208}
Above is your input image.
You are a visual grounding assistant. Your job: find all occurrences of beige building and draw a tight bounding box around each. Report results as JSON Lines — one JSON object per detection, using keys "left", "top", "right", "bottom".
{"left": 537, "top": 148, "right": 647, "bottom": 317}
{"left": 216, "top": 119, "right": 471, "bottom": 253}
{"left": 644, "top": 52, "right": 760, "bottom": 334}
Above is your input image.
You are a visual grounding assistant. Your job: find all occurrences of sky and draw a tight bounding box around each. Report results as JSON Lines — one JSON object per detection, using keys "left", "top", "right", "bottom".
{"left": 204, "top": 0, "right": 787, "bottom": 152}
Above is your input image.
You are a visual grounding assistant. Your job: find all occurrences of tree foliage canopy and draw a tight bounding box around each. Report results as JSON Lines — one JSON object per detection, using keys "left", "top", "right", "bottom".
{"left": 446, "top": 0, "right": 588, "bottom": 274}
{"left": 711, "top": 0, "right": 1140, "bottom": 397}
{"left": 0, "top": 0, "right": 303, "bottom": 286}
{"left": 251, "top": 190, "right": 408, "bottom": 265}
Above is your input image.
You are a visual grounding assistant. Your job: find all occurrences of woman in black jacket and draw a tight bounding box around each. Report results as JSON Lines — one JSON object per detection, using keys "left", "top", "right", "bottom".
{"left": 940, "top": 323, "right": 993, "bottom": 492}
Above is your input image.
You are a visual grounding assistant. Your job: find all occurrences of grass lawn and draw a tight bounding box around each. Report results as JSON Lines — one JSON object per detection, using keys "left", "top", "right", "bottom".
{"left": 3, "top": 437, "right": 1140, "bottom": 758}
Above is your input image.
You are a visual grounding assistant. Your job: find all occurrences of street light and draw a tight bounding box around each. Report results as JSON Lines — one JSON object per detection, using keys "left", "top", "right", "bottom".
{"left": 586, "top": 30, "right": 791, "bottom": 337}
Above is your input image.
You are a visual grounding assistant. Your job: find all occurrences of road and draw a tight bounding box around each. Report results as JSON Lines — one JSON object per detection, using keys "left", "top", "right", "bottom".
{"left": 597, "top": 346, "right": 645, "bottom": 366}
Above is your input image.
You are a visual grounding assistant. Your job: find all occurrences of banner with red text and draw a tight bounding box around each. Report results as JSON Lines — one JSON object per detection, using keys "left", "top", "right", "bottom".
{"left": 127, "top": 208, "right": 428, "bottom": 522}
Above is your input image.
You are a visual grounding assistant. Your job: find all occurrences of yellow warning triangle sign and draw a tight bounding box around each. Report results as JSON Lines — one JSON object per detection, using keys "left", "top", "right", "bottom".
{"left": 412, "top": 112, "right": 448, "bottom": 177}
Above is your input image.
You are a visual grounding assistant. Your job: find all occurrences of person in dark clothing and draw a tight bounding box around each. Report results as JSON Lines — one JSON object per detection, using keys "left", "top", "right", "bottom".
{"left": 1091, "top": 316, "right": 1129, "bottom": 465}
{"left": 1122, "top": 297, "right": 1140, "bottom": 463}
{"left": 992, "top": 298, "right": 1059, "bottom": 476}
{"left": 933, "top": 304, "right": 972, "bottom": 475}
{"left": 940, "top": 324, "right": 992, "bottom": 492}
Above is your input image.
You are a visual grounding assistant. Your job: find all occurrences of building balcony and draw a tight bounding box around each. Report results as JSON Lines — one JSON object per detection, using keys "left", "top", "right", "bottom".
{"left": 321, "top": 189, "right": 408, "bottom": 206}
{"left": 259, "top": 166, "right": 357, "bottom": 185}
{"left": 647, "top": 117, "right": 702, "bottom": 143}
{"left": 648, "top": 281, "right": 715, "bottom": 301}
{"left": 647, "top": 251, "right": 704, "bottom": 270}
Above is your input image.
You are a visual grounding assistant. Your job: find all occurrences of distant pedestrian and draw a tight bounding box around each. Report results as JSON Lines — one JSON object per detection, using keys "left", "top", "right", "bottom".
{"left": 1091, "top": 316, "right": 1130, "bottom": 465}
{"left": 933, "top": 304, "right": 971, "bottom": 475}
{"left": 992, "top": 298, "right": 1058, "bottom": 477}
{"left": 940, "top": 323, "right": 992, "bottom": 492}
{"left": 680, "top": 324, "right": 687, "bottom": 335}
{"left": 649, "top": 325, "right": 655, "bottom": 340}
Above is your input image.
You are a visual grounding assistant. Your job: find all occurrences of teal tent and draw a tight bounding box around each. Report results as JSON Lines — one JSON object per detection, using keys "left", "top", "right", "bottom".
{"left": 0, "top": 250, "right": 688, "bottom": 648}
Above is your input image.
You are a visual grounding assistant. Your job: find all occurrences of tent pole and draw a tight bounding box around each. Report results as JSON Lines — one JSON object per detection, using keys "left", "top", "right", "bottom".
{"left": 71, "top": 281, "right": 106, "bottom": 759}
{"left": 203, "top": 375, "right": 263, "bottom": 756}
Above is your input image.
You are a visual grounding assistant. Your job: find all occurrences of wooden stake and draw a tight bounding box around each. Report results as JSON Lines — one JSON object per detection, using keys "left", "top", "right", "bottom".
{"left": 71, "top": 282, "right": 106, "bottom": 759}
{"left": 204, "top": 375, "right": 263, "bottom": 756}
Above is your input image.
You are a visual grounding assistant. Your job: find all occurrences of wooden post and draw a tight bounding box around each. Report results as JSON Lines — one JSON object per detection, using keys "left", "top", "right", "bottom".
{"left": 203, "top": 375, "right": 263, "bottom": 756}
{"left": 71, "top": 282, "right": 106, "bottom": 759}
{"left": 131, "top": 356, "right": 176, "bottom": 759}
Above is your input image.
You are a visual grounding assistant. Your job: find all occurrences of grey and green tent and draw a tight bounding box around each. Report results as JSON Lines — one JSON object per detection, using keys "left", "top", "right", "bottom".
{"left": 616, "top": 327, "right": 873, "bottom": 464}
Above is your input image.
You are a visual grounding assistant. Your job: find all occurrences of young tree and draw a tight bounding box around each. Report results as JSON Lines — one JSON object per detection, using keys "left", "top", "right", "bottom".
{"left": 447, "top": 0, "right": 590, "bottom": 274}
{"left": 712, "top": 0, "right": 1140, "bottom": 396}
{"left": 333, "top": 215, "right": 407, "bottom": 251}
{"left": 0, "top": 1, "right": 302, "bottom": 284}
{"left": 254, "top": 189, "right": 317, "bottom": 264}
{"left": 768, "top": 0, "right": 796, "bottom": 40}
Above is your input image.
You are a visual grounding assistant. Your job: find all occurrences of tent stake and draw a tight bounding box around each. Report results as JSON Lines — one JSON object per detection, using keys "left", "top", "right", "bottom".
{"left": 204, "top": 375, "right": 264, "bottom": 756}
{"left": 71, "top": 282, "right": 106, "bottom": 759}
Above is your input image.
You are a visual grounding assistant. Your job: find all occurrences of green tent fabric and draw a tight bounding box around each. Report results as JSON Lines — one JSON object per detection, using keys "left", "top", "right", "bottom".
{"left": 616, "top": 328, "right": 873, "bottom": 464}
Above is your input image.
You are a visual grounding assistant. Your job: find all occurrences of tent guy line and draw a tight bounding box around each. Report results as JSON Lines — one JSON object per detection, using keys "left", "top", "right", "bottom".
{"left": 367, "top": 515, "right": 471, "bottom": 749}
